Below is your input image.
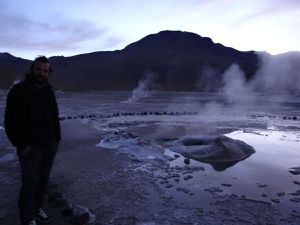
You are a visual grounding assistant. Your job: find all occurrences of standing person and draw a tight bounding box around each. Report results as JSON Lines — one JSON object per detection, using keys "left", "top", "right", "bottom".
{"left": 4, "top": 56, "right": 61, "bottom": 225}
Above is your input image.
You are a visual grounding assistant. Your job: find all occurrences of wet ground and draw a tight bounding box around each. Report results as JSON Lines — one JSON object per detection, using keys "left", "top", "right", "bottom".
{"left": 0, "top": 90, "right": 300, "bottom": 224}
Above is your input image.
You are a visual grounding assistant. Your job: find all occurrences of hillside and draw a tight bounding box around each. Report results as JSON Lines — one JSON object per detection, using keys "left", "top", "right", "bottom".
{"left": 0, "top": 30, "right": 259, "bottom": 91}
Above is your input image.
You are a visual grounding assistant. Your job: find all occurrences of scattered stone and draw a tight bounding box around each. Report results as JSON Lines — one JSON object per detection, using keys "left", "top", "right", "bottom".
{"left": 271, "top": 198, "right": 280, "bottom": 203}
{"left": 176, "top": 187, "right": 190, "bottom": 194}
{"left": 290, "top": 197, "right": 300, "bottom": 203}
{"left": 174, "top": 178, "right": 180, "bottom": 183}
{"left": 289, "top": 167, "right": 300, "bottom": 175}
{"left": 290, "top": 210, "right": 300, "bottom": 220}
{"left": 70, "top": 204, "right": 96, "bottom": 225}
{"left": 204, "top": 187, "right": 223, "bottom": 194}
{"left": 262, "top": 194, "right": 267, "bottom": 197}
{"left": 293, "top": 181, "right": 300, "bottom": 185}
{"left": 174, "top": 154, "right": 180, "bottom": 158}
{"left": 185, "top": 165, "right": 205, "bottom": 172}
{"left": 289, "top": 189, "right": 300, "bottom": 196}
{"left": 277, "top": 192, "right": 285, "bottom": 197}
{"left": 182, "top": 171, "right": 193, "bottom": 174}
{"left": 160, "top": 180, "right": 169, "bottom": 185}
{"left": 164, "top": 173, "right": 180, "bottom": 179}
{"left": 184, "top": 158, "right": 190, "bottom": 165}
{"left": 165, "top": 184, "right": 173, "bottom": 188}
{"left": 183, "top": 175, "right": 193, "bottom": 180}
{"left": 257, "top": 183, "right": 268, "bottom": 187}
{"left": 221, "top": 183, "right": 232, "bottom": 187}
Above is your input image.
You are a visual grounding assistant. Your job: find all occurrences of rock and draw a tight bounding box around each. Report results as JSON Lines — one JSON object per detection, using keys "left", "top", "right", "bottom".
{"left": 277, "top": 192, "right": 285, "bottom": 197}
{"left": 289, "top": 189, "right": 300, "bottom": 196}
{"left": 70, "top": 204, "right": 96, "bottom": 225}
{"left": 289, "top": 167, "right": 300, "bottom": 175}
{"left": 271, "top": 198, "right": 280, "bottom": 203}
{"left": 167, "top": 135, "right": 255, "bottom": 171}
{"left": 176, "top": 187, "right": 190, "bottom": 194}
{"left": 257, "top": 183, "right": 268, "bottom": 188}
{"left": 160, "top": 180, "right": 169, "bottom": 184}
{"left": 164, "top": 173, "right": 180, "bottom": 179}
{"left": 165, "top": 184, "right": 173, "bottom": 188}
{"left": 184, "top": 158, "right": 190, "bottom": 165}
{"left": 184, "top": 165, "right": 205, "bottom": 172}
{"left": 183, "top": 175, "right": 193, "bottom": 180}
{"left": 293, "top": 181, "right": 300, "bottom": 185}
{"left": 204, "top": 187, "right": 223, "bottom": 194}
{"left": 221, "top": 183, "right": 232, "bottom": 187}
{"left": 290, "top": 197, "right": 300, "bottom": 203}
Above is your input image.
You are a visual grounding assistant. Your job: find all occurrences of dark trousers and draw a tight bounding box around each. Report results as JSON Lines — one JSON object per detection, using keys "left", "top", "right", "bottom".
{"left": 17, "top": 141, "right": 58, "bottom": 223}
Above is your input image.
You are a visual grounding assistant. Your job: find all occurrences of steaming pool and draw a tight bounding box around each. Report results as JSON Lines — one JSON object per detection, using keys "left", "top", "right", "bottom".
{"left": 91, "top": 112, "right": 300, "bottom": 213}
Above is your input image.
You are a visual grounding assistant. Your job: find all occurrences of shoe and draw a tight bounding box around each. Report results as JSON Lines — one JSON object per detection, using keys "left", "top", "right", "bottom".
{"left": 36, "top": 208, "right": 52, "bottom": 223}
{"left": 29, "top": 220, "right": 37, "bottom": 225}
{"left": 22, "top": 220, "right": 37, "bottom": 225}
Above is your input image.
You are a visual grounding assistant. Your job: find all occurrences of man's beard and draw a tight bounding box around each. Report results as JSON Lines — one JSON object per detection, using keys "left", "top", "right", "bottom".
{"left": 33, "top": 75, "right": 47, "bottom": 84}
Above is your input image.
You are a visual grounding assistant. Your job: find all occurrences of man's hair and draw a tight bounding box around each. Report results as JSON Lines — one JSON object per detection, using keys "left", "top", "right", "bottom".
{"left": 30, "top": 56, "right": 53, "bottom": 74}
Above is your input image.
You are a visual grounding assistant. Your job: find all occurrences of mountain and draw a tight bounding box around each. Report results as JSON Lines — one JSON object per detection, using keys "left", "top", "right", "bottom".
{"left": 0, "top": 30, "right": 259, "bottom": 91}
{"left": 0, "top": 53, "right": 31, "bottom": 88}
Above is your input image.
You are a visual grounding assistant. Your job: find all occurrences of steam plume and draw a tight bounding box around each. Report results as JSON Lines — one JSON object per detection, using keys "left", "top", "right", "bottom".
{"left": 124, "top": 72, "right": 158, "bottom": 103}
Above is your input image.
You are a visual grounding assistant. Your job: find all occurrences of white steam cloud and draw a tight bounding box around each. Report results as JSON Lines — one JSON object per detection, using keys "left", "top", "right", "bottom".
{"left": 197, "top": 52, "right": 300, "bottom": 98}
{"left": 221, "top": 64, "right": 254, "bottom": 105}
{"left": 124, "top": 72, "right": 158, "bottom": 103}
{"left": 196, "top": 66, "right": 220, "bottom": 92}
{"left": 251, "top": 52, "right": 300, "bottom": 94}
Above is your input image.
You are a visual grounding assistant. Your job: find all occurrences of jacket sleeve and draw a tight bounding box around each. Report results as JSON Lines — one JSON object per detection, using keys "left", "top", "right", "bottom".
{"left": 4, "top": 86, "right": 28, "bottom": 148}
{"left": 50, "top": 89, "right": 61, "bottom": 142}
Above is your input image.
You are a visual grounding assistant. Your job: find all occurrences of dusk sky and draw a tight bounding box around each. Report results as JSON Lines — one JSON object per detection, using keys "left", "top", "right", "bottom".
{"left": 1, "top": 0, "right": 300, "bottom": 60}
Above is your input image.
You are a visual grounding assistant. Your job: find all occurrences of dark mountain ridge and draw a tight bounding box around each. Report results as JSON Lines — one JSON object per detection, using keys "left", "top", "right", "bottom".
{"left": 0, "top": 30, "right": 259, "bottom": 91}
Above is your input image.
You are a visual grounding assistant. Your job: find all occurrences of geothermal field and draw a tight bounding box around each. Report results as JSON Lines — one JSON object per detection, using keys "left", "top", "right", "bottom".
{"left": 0, "top": 89, "right": 300, "bottom": 225}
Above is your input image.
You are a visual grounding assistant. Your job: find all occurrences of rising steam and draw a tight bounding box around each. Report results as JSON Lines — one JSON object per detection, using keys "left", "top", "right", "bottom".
{"left": 221, "top": 64, "right": 254, "bottom": 105}
{"left": 196, "top": 65, "right": 220, "bottom": 92}
{"left": 124, "top": 72, "right": 158, "bottom": 103}
{"left": 251, "top": 52, "right": 300, "bottom": 94}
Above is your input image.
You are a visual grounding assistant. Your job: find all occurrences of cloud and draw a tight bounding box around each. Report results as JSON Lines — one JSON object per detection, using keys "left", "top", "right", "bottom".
{"left": 234, "top": 0, "right": 300, "bottom": 26}
{"left": 0, "top": 12, "right": 109, "bottom": 51}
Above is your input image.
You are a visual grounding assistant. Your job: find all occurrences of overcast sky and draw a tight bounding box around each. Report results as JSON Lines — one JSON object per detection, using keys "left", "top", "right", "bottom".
{"left": 1, "top": 0, "right": 299, "bottom": 60}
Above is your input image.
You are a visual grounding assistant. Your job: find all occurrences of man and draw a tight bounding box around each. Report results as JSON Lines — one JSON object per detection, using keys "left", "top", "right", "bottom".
{"left": 4, "top": 56, "right": 61, "bottom": 225}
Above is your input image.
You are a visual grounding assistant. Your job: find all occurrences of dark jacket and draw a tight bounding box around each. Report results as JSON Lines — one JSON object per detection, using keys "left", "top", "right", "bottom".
{"left": 4, "top": 75, "right": 61, "bottom": 148}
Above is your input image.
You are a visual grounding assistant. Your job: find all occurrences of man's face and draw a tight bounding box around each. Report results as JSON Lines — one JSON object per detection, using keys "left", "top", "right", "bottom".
{"left": 32, "top": 61, "right": 50, "bottom": 83}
